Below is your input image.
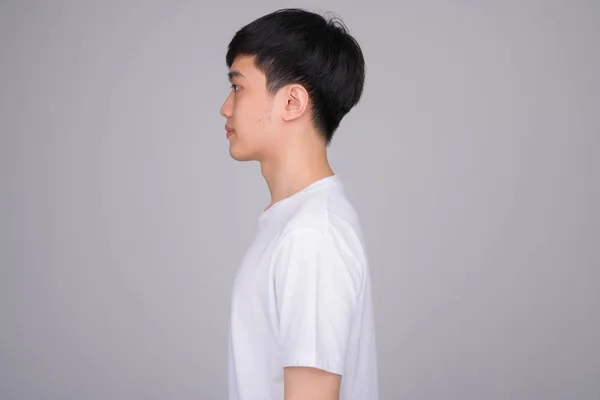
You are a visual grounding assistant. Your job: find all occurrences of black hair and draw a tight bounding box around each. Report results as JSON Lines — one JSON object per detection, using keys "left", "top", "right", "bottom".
{"left": 225, "top": 8, "right": 365, "bottom": 145}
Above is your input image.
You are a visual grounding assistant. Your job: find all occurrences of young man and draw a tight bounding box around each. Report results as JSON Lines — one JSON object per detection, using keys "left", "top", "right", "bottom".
{"left": 220, "top": 8, "right": 378, "bottom": 400}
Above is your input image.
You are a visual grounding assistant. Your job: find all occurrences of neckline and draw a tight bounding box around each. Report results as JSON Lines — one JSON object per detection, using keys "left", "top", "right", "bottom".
{"left": 259, "top": 174, "right": 340, "bottom": 221}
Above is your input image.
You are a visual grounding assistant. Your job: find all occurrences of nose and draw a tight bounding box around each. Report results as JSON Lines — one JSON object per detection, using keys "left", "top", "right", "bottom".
{"left": 220, "top": 93, "right": 233, "bottom": 118}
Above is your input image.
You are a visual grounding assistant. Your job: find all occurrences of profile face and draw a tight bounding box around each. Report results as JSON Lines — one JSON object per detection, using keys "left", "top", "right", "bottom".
{"left": 220, "top": 56, "right": 279, "bottom": 162}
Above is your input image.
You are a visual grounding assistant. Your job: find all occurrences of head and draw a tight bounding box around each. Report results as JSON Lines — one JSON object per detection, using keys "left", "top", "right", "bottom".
{"left": 219, "top": 8, "right": 365, "bottom": 162}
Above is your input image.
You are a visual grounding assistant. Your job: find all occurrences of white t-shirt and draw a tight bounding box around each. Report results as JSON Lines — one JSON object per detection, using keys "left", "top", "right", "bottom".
{"left": 228, "top": 175, "right": 378, "bottom": 400}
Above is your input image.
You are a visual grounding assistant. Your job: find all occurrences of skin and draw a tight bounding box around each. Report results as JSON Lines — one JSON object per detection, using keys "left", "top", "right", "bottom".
{"left": 220, "top": 55, "right": 335, "bottom": 211}
{"left": 219, "top": 55, "right": 342, "bottom": 399}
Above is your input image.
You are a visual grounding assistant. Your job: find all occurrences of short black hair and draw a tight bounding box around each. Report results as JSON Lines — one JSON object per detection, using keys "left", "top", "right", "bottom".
{"left": 226, "top": 8, "right": 365, "bottom": 145}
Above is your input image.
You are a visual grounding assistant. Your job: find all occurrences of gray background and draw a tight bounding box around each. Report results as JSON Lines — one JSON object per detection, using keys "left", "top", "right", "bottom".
{"left": 1, "top": 0, "right": 599, "bottom": 399}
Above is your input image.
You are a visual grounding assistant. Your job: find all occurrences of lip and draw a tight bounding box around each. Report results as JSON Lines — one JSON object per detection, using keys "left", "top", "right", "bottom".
{"left": 225, "top": 125, "right": 234, "bottom": 138}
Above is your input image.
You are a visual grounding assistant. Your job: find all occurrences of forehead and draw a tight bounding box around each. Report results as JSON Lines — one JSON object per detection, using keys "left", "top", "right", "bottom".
{"left": 229, "top": 56, "right": 264, "bottom": 82}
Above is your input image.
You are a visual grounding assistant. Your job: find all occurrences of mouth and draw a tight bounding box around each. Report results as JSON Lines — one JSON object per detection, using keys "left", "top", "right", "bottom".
{"left": 225, "top": 125, "right": 234, "bottom": 138}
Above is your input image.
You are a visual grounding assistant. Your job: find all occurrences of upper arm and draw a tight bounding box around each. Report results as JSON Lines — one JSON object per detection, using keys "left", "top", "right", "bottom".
{"left": 283, "top": 366, "right": 341, "bottom": 400}
{"left": 272, "top": 228, "right": 363, "bottom": 398}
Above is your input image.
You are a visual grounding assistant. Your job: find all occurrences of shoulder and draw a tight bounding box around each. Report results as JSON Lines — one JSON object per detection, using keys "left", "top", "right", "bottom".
{"left": 270, "top": 226, "right": 366, "bottom": 302}
{"left": 274, "top": 211, "right": 367, "bottom": 278}
{"left": 282, "top": 183, "right": 363, "bottom": 239}
{"left": 270, "top": 177, "right": 368, "bottom": 266}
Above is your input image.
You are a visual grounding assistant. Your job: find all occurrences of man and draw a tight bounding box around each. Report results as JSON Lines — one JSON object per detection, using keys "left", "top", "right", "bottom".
{"left": 220, "top": 8, "right": 378, "bottom": 400}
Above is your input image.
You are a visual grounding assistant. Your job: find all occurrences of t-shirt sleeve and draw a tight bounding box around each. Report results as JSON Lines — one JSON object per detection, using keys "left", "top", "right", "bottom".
{"left": 271, "top": 228, "right": 363, "bottom": 375}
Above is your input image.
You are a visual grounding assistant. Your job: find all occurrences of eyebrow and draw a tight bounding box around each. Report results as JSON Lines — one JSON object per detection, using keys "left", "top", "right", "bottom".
{"left": 228, "top": 70, "right": 245, "bottom": 82}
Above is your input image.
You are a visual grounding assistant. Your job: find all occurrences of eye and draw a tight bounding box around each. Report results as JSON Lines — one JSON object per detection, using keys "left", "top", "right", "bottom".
{"left": 231, "top": 84, "right": 240, "bottom": 92}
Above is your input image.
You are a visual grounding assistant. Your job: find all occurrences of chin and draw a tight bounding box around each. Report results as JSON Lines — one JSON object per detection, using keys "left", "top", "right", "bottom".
{"left": 229, "top": 146, "right": 256, "bottom": 162}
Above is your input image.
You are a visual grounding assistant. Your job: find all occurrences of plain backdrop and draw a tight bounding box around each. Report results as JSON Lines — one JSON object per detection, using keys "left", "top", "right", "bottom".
{"left": 1, "top": 1, "right": 599, "bottom": 399}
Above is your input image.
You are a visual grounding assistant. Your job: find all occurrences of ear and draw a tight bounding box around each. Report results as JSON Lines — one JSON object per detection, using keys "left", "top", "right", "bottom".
{"left": 281, "top": 84, "right": 309, "bottom": 122}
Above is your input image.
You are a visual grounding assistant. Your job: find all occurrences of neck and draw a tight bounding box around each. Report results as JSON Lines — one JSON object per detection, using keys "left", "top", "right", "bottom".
{"left": 259, "top": 130, "right": 334, "bottom": 211}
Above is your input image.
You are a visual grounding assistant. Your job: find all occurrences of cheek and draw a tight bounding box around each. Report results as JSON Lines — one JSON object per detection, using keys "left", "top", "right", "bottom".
{"left": 237, "top": 99, "right": 270, "bottom": 131}
{"left": 232, "top": 90, "right": 276, "bottom": 139}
